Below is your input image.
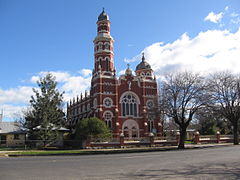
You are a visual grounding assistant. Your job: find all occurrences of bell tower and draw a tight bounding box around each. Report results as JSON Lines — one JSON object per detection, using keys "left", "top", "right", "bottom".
{"left": 93, "top": 8, "right": 115, "bottom": 76}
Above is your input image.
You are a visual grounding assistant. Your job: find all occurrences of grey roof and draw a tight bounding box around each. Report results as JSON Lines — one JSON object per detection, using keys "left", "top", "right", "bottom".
{"left": 34, "top": 124, "right": 69, "bottom": 132}
{"left": 0, "top": 122, "right": 27, "bottom": 134}
{"left": 98, "top": 9, "right": 109, "bottom": 21}
{"left": 135, "top": 54, "right": 152, "bottom": 71}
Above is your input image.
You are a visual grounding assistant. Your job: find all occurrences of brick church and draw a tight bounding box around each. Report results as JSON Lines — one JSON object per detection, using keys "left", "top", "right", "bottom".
{"left": 67, "top": 9, "right": 163, "bottom": 138}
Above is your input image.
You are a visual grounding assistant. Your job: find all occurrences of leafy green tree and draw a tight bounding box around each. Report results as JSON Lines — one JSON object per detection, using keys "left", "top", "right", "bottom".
{"left": 195, "top": 107, "right": 232, "bottom": 135}
{"left": 24, "top": 73, "right": 65, "bottom": 147}
{"left": 74, "top": 117, "right": 111, "bottom": 142}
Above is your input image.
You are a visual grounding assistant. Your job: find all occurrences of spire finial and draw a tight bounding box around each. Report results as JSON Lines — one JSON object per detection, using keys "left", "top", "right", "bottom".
{"left": 0, "top": 109, "right": 3, "bottom": 122}
{"left": 127, "top": 63, "right": 130, "bottom": 69}
{"left": 142, "top": 52, "right": 145, "bottom": 62}
{"left": 103, "top": 7, "right": 105, "bottom": 12}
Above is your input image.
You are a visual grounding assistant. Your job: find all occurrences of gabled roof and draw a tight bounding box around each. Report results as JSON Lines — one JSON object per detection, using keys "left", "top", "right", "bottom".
{"left": 0, "top": 122, "right": 27, "bottom": 134}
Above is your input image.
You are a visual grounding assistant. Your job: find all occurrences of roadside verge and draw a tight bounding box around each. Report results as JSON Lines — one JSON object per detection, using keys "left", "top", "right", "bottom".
{"left": 2, "top": 143, "right": 233, "bottom": 157}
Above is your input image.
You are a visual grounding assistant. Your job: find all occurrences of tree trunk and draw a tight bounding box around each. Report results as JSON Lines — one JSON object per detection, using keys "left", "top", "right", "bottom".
{"left": 178, "top": 127, "right": 187, "bottom": 149}
{"left": 233, "top": 122, "right": 239, "bottom": 145}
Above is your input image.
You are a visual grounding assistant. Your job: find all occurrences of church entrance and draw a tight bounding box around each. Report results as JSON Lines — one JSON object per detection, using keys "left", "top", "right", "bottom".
{"left": 122, "top": 119, "right": 139, "bottom": 139}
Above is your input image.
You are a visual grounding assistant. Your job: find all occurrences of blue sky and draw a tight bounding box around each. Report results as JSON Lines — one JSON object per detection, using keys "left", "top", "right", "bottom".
{"left": 0, "top": 0, "right": 240, "bottom": 121}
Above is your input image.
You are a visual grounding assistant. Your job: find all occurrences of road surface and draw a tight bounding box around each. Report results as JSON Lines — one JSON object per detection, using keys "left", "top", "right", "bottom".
{"left": 0, "top": 146, "right": 240, "bottom": 179}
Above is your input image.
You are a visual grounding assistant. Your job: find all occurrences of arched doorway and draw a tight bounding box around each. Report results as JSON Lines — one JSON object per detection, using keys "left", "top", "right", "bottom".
{"left": 122, "top": 119, "right": 139, "bottom": 139}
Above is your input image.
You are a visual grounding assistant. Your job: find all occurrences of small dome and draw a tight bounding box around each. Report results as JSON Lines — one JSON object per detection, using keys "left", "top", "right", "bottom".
{"left": 98, "top": 8, "right": 109, "bottom": 21}
{"left": 135, "top": 53, "right": 151, "bottom": 71}
{"left": 125, "top": 64, "right": 132, "bottom": 75}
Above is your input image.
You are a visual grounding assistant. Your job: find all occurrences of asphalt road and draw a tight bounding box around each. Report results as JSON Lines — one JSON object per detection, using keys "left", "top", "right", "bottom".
{"left": 0, "top": 146, "right": 240, "bottom": 180}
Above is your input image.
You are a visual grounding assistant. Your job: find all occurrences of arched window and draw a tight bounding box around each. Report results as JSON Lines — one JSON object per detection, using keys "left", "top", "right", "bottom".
{"left": 97, "top": 57, "right": 103, "bottom": 62}
{"left": 104, "top": 42, "right": 110, "bottom": 50}
{"left": 93, "top": 98, "right": 97, "bottom": 109}
{"left": 99, "top": 42, "right": 103, "bottom": 50}
{"left": 141, "top": 72, "right": 145, "bottom": 77}
{"left": 148, "top": 116, "right": 154, "bottom": 132}
{"left": 121, "top": 94, "right": 138, "bottom": 116}
{"left": 87, "top": 103, "right": 90, "bottom": 111}
{"left": 103, "top": 111, "right": 112, "bottom": 128}
{"left": 132, "top": 127, "right": 138, "bottom": 137}
{"left": 105, "top": 57, "right": 109, "bottom": 71}
{"left": 123, "top": 127, "right": 129, "bottom": 137}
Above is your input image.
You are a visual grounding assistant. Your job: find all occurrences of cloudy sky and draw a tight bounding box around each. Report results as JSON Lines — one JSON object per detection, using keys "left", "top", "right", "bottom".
{"left": 0, "top": 0, "right": 240, "bottom": 121}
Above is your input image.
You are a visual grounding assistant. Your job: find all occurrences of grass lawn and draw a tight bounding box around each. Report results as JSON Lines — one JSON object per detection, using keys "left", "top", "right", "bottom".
{"left": 6, "top": 146, "right": 179, "bottom": 156}
{"left": 185, "top": 140, "right": 194, "bottom": 144}
{"left": 0, "top": 147, "right": 31, "bottom": 151}
{"left": 8, "top": 149, "right": 94, "bottom": 156}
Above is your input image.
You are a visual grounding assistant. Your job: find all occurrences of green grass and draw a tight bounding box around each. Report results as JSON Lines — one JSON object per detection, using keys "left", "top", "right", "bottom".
{"left": 8, "top": 150, "right": 91, "bottom": 156}
{"left": 7, "top": 146, "right": 179, "bottom": 156}
{"left": 185, "top": 140, "right": 194, "bottom": 144}
{"left": 0, "top": 147, "right": 32, "bottom": 151}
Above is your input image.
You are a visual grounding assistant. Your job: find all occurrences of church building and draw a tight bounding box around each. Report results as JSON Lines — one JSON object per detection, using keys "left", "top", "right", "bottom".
{"left": 67, "top": 10, "right": 163, "bottom": 138}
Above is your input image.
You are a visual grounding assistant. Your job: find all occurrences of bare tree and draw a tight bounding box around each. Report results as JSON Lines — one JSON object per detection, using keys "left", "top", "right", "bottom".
{"left": 159, "top": 72, "right": 207, "bottom": 149}
{"left": 207, "top": 72, "right": 240, "bottom": 145}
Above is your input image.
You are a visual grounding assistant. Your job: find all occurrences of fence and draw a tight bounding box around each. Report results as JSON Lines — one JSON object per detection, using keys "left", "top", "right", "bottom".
{"left": 0, "top": 132, "right": 237, "bottom": 149}
{"left": 193, "top": 132, "right": 233, "bottom": 144}
{"left": 86, "top": 132, "right": 237, "bottom": 148}
{"left": 0, "top": 139, "right": 64, "bottom": 149}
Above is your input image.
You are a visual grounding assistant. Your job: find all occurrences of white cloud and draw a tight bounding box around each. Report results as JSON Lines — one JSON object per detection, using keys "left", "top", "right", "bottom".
{"left": 29, "top": 70, "right": 92, "bottom": 99}
{"left": 124, "top": 57, "right": 139, "bottom": 63}
{"left": 231, "top": 12, "right": 239, "bottom": 17}
{"left": 0, "top": 86, "right": 33, "bottom": 104}
{"left": 31, "top": 71, "right": 70, "bottom": 83}
{"left": 204, "top": 12, "right": 223, "bottom": 23}
{"left": 118, "top": 69, "right": 126, "bottom": 76}
{"left": 62, "top": 75, "right": 91, "bottom": 101}
{"left": 1, "top": 70, "right": 92, "bottom": 121}
{"left": 79, "top": 69, "right": 92, "bottom": 77}
{"left": 230, "top": 16, "right": 240, "bottom": 25}
{"left": 130, "top": 28, "right": 240, "bottom": 77}
{"left": 0, "top": 104, "right": 26, "bottom": 119}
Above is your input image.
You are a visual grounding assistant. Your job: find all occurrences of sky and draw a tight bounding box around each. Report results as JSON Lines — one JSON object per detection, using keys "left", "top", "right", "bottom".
{"left": 0, "top": 0, "right": 240, "bottom": 121}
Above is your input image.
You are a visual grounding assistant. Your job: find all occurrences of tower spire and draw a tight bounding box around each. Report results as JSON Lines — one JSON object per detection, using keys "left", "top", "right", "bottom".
{"left": 0, "top": 109, "right": 3, "bottom": 122}
{"left": 94, "top": 9, "right": 114, "bottom": 75}
{"left": 142, "top": 52, "right": 145, "bottom": 62}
